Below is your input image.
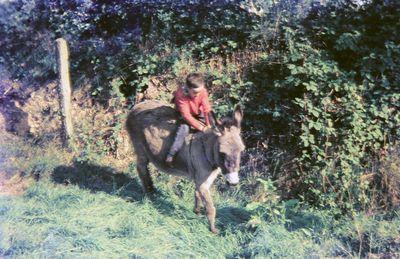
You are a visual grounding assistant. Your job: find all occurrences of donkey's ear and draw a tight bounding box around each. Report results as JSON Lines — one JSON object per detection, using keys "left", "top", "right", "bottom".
{"left": 209, "top": 111, "right": 217, "bottom": 128}
{"left": 233, "top": 105, "right": 243, "bottom": 128}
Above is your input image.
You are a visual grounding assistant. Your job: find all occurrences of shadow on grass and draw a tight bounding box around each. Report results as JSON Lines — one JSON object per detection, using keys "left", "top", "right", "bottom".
{"left": 217, "top": 206, "right": 251, "bottom": 233}
{"left": 51, "top": 161, "right": 193, "bottom": 220}
{"left": 51, "top": 161, "right": 254, "bottom": 235}
{"left": 52, "top": 160, "right": 144, "bottom": 201}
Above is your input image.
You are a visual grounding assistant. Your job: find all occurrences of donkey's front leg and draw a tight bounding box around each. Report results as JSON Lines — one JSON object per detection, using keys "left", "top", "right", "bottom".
{"left": 199, "top": 186, "right": 218, "bottom": 234}
{"left": 197, "top": 168, "right": 220, "bottom": 234}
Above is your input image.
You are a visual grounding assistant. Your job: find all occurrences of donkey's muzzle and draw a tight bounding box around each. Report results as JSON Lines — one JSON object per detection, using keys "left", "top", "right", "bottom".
{"left": 225, "top": 172, "right": 239, "bottom": 186}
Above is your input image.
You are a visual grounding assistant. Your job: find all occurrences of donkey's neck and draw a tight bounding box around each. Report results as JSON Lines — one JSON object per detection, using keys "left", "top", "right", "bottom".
{"left": 199, "top": 131, "right": 219, "bottom": 169}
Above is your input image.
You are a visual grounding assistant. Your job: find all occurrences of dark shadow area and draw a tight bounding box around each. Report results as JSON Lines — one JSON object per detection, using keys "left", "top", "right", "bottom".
{"left": 51, "top": 160, "right": 192, "bottom": 219}
{"left": 0, "top": 95, "right": 30, "bottom": 137}
{"left": 283, "top": 200, "right": 329, "bottom": 233}
{"left": 217, "top": 206, "right": 251, "bottom": 231}
{"left": 52, "top": 160, "right": 144, "bottom": 201}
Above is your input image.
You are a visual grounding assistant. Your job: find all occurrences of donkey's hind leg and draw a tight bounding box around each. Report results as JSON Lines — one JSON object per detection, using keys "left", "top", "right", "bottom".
{"left": 194, "top": 190, "right": 203, "bottom": 214}
{"left": 136, "top": 154, "right": 154, "bottom": 193}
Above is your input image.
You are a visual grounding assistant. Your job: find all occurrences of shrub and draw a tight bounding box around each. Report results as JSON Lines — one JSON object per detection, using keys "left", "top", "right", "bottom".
{"left": 241, "top": 0, "right": 399, "bottom": 210}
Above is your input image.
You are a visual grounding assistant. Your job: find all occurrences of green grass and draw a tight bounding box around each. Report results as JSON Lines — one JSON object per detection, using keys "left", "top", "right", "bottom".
{"left": 0, "top": 179, "right": 248, "bottom": 257}
{"left": 2, "top": 174, "right": 399, "bottom": 258}
{"left": 0, "top": 137, "right": 399, "bottom": 258}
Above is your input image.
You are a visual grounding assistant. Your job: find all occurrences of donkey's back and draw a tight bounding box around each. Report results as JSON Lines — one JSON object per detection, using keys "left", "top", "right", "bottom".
{"left": 126, "top": 100, "right": 178, "bottom": 157}
{"left": 126, "top": 101, "right": 190, "bottom": 182}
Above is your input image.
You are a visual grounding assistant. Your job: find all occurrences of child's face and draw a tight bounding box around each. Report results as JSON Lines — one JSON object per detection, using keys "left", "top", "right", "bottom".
{"left": 188, "top": 86, "right": 204, "bottom": 98}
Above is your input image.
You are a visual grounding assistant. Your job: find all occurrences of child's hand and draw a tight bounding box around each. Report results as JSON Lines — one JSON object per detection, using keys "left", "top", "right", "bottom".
{"left": 202, "top": 125, "right": 212, "bottom": 132}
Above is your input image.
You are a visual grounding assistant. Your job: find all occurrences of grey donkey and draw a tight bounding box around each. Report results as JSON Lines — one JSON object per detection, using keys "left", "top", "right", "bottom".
{"left": 126, "top": 100, "right": 245, "bottom": 234}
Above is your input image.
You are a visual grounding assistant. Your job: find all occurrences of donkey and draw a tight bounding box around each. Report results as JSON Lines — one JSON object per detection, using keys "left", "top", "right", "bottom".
{"left": 126, "top": 100, "right": 245, "bottom": 234}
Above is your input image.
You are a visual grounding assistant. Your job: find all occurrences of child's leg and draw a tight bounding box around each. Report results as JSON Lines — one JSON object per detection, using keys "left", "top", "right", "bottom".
{"left": 166, "top": 124, "right": 190, "bottom": 162}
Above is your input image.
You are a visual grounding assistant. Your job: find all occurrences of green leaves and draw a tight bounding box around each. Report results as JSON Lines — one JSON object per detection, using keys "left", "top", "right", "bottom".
{"left": 304, "top": 81, "right": 318, "bottom": 92}
{"left": 210, "top": 69, "right": 251, "bottom": 117}
{"left": 256, "top": 4, "right": 400, "bottom": 209}
{"left": 335, "top": 31, "right": 361, "bottom": 51}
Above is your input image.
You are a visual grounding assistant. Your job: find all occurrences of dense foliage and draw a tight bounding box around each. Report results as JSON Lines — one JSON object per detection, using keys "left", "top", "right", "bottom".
{"left": 243, "top": 0, "right": 400, "bottom": 209}
{"left": 0, "top": 0, "right": 257, "bottom": 97}
{"left": 0, "top": 0, "right": 399, "bottom": 211}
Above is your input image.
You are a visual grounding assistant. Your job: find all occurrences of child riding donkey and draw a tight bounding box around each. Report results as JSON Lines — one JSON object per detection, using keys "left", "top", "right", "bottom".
{"left": 166, "top": 72, "right": 213, "bottom": 164}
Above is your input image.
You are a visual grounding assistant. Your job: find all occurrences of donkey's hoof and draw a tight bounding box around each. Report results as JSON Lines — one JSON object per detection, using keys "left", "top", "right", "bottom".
{"left": 144, "top": 186, "right": 155, "bottom": 194}
{"left": 210, "top": 227, "right": 219, "bottom": 235}
{"left": 194, "top": 208, "right": 202, "bottom": 215}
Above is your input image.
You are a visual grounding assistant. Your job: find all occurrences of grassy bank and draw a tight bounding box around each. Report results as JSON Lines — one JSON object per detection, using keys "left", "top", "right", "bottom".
{"left": 0, "top": 137, "right": 399, "bottom": 258}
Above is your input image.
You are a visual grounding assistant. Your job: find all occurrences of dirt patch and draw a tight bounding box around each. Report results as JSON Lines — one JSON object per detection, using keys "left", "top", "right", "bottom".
{"left": 22, "top": 82, "right": 62, "bottom": 140}
{"left": 70, "top": 83, "right": 135, "bottom": 170}
{"left": 0, "top": 172, "right": 33, "bottom": 196}
{"left": 136, "top": 76, "right": 175, "bottom": 102}
{"left": 0, "top": 80, "right": 32, "bottom": 136}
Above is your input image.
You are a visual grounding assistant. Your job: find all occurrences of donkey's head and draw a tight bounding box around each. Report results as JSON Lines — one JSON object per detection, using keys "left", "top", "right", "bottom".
{"left": 210, "top": 105, "right": 245, "bottom": 186}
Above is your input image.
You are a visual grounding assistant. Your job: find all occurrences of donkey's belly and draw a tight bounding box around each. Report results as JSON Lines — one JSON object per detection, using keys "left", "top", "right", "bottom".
{"left": 148, "top": 155, "right": 193, "bottom": 179}
{"left": 143, "top": 125, "right": 173, "bottom": 156}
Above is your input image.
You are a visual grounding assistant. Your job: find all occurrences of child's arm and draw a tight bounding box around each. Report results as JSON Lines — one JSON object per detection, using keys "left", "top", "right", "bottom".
{"left": 176, "top": 99, "right": 207, "bottom": 131}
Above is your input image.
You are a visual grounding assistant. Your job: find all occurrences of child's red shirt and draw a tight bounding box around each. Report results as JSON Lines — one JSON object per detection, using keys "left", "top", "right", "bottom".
{"left": 174, "top": 87, "right": 212, "bottom": 131}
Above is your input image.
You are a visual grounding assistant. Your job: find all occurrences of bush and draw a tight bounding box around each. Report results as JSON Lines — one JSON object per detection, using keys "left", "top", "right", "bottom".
{"left": 240, "top": 0, "right": 400, "bottom": 210}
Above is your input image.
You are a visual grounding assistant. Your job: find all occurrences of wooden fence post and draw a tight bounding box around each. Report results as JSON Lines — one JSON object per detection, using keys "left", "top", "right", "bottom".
{"left": 56, "top": 38, "right": 74, "bottom": 147}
